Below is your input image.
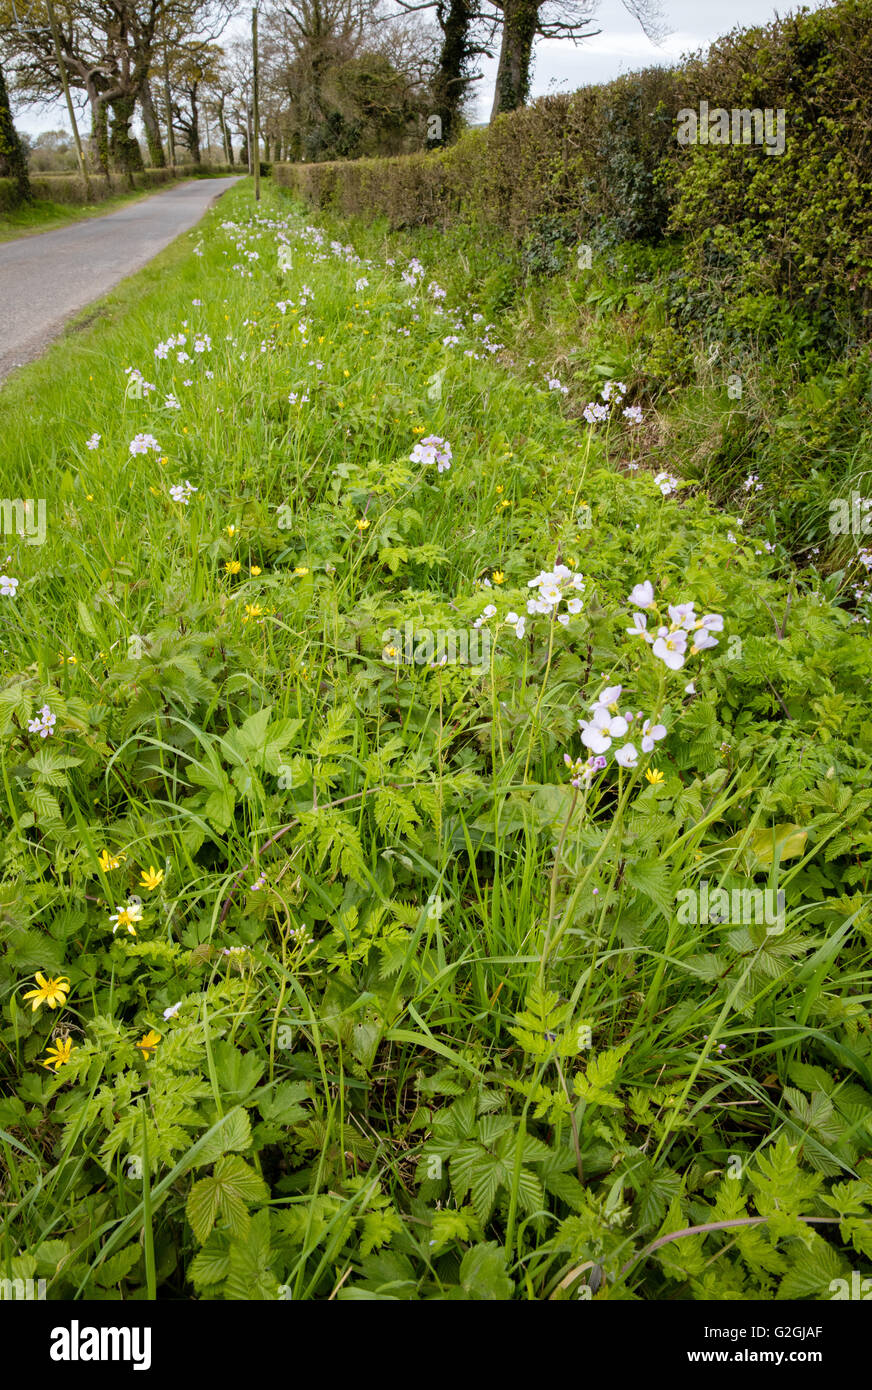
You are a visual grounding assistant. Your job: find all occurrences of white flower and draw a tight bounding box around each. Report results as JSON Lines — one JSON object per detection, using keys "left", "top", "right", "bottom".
{"left": 129, "top": 433, "right": 161, "bottom": 456}
{"left": 640, "top": 719, "right": 666, "bottom": 753}
{"left": 628, "top": 580, "right": 655, "bottom": 609}
{"left": 163, "top": 1002, "right": 182, "bottom": 1020}
{"left": 668, "top": 602, "right": 697, "bottom": 631}
{"left": 0, "top": 575, "right": 19, "bottom": 597}
{"left": 623, "top": 405, "right": 643, "bottom": 424}
{"left": 691, "top": 629, "right": 719, "bottom": 652}
{"left": 579, "top": 706, "right": 629, "bottom": 755}
{"left": 614, "top": 743, "right": 639, "bottom": 768}
{"left": 410, "top": 434, "right": 452, "bottom": 472}
{"left": 685, "top": 681, "right": 696, "bottom": 694}
{"left": 505, "top": 611, "right": 526, "bottom": 638}
{"left": 654, "top": 471, "right": 678, "bottom": 496}
{"left": 27, "top": 703, "right": 56, "bottom": 738}
{"left": 593, "top": 685, "right": 623, "bottom": 710}
{"left": 474, "top": 603, "right": 497, "bottom": 629}
{"left": 652, "top": 630, "right": 687, "bottom": 670}
{"left": 583, "top": 401, "right": 610, "bottom": 424}
{"left": 169, "top": 480, "right": 198, "bottom": 505}
{"left": 86, "top": 432, "right": 101, "bottom": 449}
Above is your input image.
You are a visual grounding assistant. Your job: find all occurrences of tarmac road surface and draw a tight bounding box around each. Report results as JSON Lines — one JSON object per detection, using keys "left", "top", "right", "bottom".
{"left": 0, "top": 176, "right": 241, "bottom": 384}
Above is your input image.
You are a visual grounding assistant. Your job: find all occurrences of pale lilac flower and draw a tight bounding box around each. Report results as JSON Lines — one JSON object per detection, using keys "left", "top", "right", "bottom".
{"left": 129, "top": 433, "right": 161, "bottom": 456}
{"left": 0, "top": 575, "right": 19, "bottom": 597}
{"left": 86, "top": 432, "right": 101, "bottom": 450}
{"left": 27, "top": 704, "right": 56, "bottom": 738}
{"left": 640, "top": 719, "right": 667, "bottom": 753}
{"left": 628, "top": 580, "right": 655, "bottom": 609}
{"left": 614, "top": 743, "right": 639, "bottom": 769}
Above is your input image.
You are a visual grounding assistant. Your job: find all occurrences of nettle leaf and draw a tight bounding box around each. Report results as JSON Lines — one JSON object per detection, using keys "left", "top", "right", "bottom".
{"left": 224, "top": 706, "right": 273, "bottom": 766}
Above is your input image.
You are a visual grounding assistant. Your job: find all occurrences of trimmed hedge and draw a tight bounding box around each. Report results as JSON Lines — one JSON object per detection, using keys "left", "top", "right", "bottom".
{"left": 1, "top": 163, "right": 239, "bottom": 212}
{"left": 274, "top": 0, "right": 872, "bottom": 316}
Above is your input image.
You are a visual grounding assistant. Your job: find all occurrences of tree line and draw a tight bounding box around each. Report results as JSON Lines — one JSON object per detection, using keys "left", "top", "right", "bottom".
{"left": 0, "top": 0, "right": 666, "bottom": 200}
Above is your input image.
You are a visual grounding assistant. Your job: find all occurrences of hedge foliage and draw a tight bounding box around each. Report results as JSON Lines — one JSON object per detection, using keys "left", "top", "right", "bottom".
{"left": 274, "top": 0, "right": 872, "bottom": 319}
{"left": 0, "top": 163, "right": 238, "bottom": 212}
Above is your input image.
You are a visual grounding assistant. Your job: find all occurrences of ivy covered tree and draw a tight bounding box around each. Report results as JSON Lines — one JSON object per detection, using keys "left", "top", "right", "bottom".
{"left": 0, "top": 57, "right": 30, "bottom": 200}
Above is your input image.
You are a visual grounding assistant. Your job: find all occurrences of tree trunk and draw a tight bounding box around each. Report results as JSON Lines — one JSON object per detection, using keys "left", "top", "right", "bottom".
{"left": 218, "top": 104, "right": 232, "bottom": 163}
{"left": 433, "top": 0, "right": 473, "bottom": 144}
{"left": 109, "top": 94, "right": 144, "bottom": 182}
{"left": 0, "top": 60, "right": 30, "bottom": 201}
{"left": 490, "top": 0, "right": 538, "bottom": 120}
{"left": 139, "top": 79, "right": 165, "bottom": 167}
{"left": 91, "top": 96, "right": 111, "bottom": 178}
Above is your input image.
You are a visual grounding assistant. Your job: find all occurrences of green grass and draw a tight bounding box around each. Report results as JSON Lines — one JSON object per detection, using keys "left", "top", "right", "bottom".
{"left": 0, "top": 177, "right": 870, "bottom": 1302}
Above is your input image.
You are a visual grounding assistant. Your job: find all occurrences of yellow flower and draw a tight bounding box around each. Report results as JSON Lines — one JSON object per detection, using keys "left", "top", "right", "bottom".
{"left": 356, "top": 519, "right": 370, "bottom": 532}
{"left": 250, "top": 565, "right": 262, "bottom": 576}
{"left": 294, "top": 566, "right": 309, "bottom": 577}
{"left": 343, "top": 369, "right": 350, "bottom": 377}
{"left": 42, "top": 1036, "right": 74, "bottom": 1071}
{"left": 499, "top": 500, "right": 510, "bottom": 509}
{"left": 243, "top": 603, "right": 263, "bottom": 622}
{"left": 139, "top": 866, "right": 164, "bottom": 891}
{"left": 135, "top": 1030, "right": 161, "bottom": 1060}
{"left": 645, "top": 768, "right": 665, "bottom": 785}
{"left": 226, "top": 525, "right": 236, "bottom": 537}
{"left": 492, "top": 570, "right": 505, "bottom": 584}
{"left": 23, "top": 973, "right": 71, "bottom": 1012}
{"left": 98, "top": 849, "right": 125, "bottom": 872}
{"left": 224, "top": 560, "right": 242, "bottom": 575}
{"left": 86, "top": 493, "right": 94, "bottom": 500}
{"left": 496, "top": 485, "right": 504, "bottom": 494}
{"left": 67, "top": 654, "right": 77, "bottom": 665}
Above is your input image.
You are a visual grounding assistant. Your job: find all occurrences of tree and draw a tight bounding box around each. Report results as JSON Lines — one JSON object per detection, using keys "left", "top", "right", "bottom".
{"left": 0, "top": 57, "right": 30, "bottom": 198}
{"left": 488, "top": 0, "right": 668, "bottom": 120}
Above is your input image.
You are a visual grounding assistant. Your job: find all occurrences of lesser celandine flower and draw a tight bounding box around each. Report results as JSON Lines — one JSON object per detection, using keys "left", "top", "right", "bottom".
{"left": 139, "top": 866, "right": 164, "bottom": 891}
{"left": 645, "top": 768, "right": 665, "bottom": 785}
{"left": 135, "top": 1030, "right": 161, "bottom": 1060}
{"left": 42, "top": 1037, "right": 74, "bottom": 1071}
{"left": 23, "top": 973, "right": 71, "bottom": 1012}
{"left": 98, "top": 849, "right": 125, "bottom": 872}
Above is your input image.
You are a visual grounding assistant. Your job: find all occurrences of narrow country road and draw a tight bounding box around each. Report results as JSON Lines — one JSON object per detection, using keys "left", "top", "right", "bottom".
{"left": 0, "top": 176, "right": 241, "bottom": 385}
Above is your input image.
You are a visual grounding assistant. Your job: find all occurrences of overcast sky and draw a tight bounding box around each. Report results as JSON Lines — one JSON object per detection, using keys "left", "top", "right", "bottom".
{"left": 13, "top": 0, "right": 823, "bottom": 139}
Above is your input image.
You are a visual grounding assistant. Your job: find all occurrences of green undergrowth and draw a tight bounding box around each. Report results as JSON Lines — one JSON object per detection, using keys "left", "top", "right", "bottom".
{"left": 0, "top": 179, "right": 870, "bottom": 1302}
